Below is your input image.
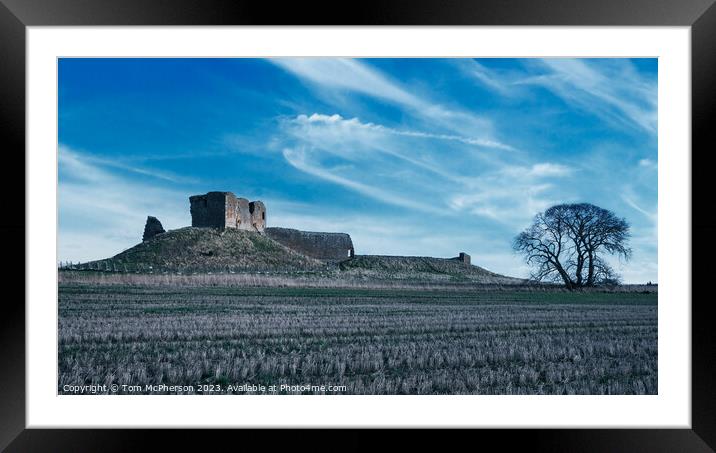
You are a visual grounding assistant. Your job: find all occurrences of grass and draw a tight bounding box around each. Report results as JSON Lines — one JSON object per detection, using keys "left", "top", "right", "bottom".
{"left": 58, "top": 283, "right": 657, "bottom": 395}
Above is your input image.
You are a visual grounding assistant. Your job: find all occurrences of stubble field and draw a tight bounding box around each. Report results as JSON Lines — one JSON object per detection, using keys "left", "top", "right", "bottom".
{"left": 58, "top": 283, "right": 657, "bottom": 395}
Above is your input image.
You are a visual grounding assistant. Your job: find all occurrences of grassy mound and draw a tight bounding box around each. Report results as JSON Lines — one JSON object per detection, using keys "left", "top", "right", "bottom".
{"left": 339, "top": 255, "right": 525, "bottom": 284}
{"left": 74, "top": 228, "right": 525, "bottom": 284}
{"left": 90, "top": 227, "right": 327, "bottom": 272}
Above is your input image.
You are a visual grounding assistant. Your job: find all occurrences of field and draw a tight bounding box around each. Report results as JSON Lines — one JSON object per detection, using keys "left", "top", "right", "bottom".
{"left": 58, "top": 282, "right": 657, "bottom": 395}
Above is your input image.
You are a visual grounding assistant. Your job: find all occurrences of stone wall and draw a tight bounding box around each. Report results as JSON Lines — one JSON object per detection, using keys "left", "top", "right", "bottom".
{"left": 234, "top": 197, "right": 252, "bottom": 230}
{"left": 265, "top": 227, "right": 354, "bottom": 261}
{"left": 249, "top": 201, "right": 266, "bottom": 231}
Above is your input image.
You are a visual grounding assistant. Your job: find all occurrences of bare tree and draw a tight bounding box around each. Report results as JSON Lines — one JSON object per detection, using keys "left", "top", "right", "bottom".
{"left": 513, "top": 203, "right": 631, "bottom": 289}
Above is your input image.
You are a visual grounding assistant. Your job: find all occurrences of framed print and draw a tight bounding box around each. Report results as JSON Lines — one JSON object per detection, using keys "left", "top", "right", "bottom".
{"left": 2, "top": 0, "right": 715, "bottom": 450}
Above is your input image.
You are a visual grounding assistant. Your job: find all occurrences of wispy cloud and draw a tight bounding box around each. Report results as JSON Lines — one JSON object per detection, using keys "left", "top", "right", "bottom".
{"left": 271, "top": 58, "right": 510, "bottom": 148}
{"left": 282, "top": 147, "right": 431, "bottom": 213}
{"left": 271, "top": 59, "right": 423, "bottom": 109}
{"left": 282, "top": 113, "right": 472, "bottom": 184}
{"left": 502, "top": 163, "right": 573, "bottom": 178}
{"left": 458, "top": 59, "right": 520, "bottom": 97}
{"left": 622, "top": 192, "right": 657, "bottom": 223}
{"left": 460, "top": 58, "right": 658, "bottom": 135}
{"left": 520, "top": 59, "right": 658, "bottom": 134}
{"left": 59, "top": 146, "right": 191, "bottom": 262}
{"left": 280, "top": 113, "right": 574, "bottom": 229}
{"left": 619, "top": 182, "right": 658, "bottom": 273}
{"left": 449, "top": 161, "right": 574, "bottom": 225}
{"left": 60, "top": 145, "right": 200, "bottom": 184}
{"left": 293, "top": 113, "right": 515, "bottom": 151}
{"left": 449, "top": 177, "right": 568, "bottom": 227}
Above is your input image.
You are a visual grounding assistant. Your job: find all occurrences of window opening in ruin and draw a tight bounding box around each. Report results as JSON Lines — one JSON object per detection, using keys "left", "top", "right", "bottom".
{"left": 262, "top": 212, "right": 265, "bottom": 220}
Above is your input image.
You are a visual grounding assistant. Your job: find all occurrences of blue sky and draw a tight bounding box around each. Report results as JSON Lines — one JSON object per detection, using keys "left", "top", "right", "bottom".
{"left": 58, "top": 58, "right": 658, "bottom": 283}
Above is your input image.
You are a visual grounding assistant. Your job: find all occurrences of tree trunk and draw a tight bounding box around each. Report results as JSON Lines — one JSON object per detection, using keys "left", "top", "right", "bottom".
{"left": 553, "top": 259, "right": 574, "bottom": 290}
{"left": 586, "top": 250, "right": 595, "bottom": 286}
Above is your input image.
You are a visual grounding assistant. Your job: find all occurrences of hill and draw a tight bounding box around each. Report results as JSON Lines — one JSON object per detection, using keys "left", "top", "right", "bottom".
{"left": 72, "top": 227, "right": 525, "bottom": 285}
{"left": 88, "top": 227, "right": 327, "bottom": 273}
{"left": 339, "top": 255, "right": 525, "bottom": 285}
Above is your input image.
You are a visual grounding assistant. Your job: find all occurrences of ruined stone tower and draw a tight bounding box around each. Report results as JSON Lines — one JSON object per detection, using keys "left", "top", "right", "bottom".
{"left": 189, "top": 191, "right": 266, "bottom": 232}
{"left": 142, "top": 216, "right": 165, "bottom": 241}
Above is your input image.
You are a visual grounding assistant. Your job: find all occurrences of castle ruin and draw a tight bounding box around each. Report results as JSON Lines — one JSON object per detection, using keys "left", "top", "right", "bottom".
{"left": 183, "top": 191, "right": 468, "bottom": 264}
{"left": 189, "top": 191, "right": 266, "bottom": 232}
{"left": 136, "top": 192, "right": 471, "bottom": 266}
{"left": 188, "top": 191, "right": 353, "bottom": 261}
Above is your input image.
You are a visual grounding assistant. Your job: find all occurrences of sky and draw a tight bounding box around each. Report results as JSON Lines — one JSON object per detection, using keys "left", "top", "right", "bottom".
{"left": 58, "top": 58, "right": 658, "bottom": 283}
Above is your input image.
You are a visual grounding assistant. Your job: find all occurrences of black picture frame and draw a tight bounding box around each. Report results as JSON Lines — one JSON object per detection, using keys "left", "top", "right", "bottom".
{"left": 1, "top": 0, "right": 714, "bottom": 450}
